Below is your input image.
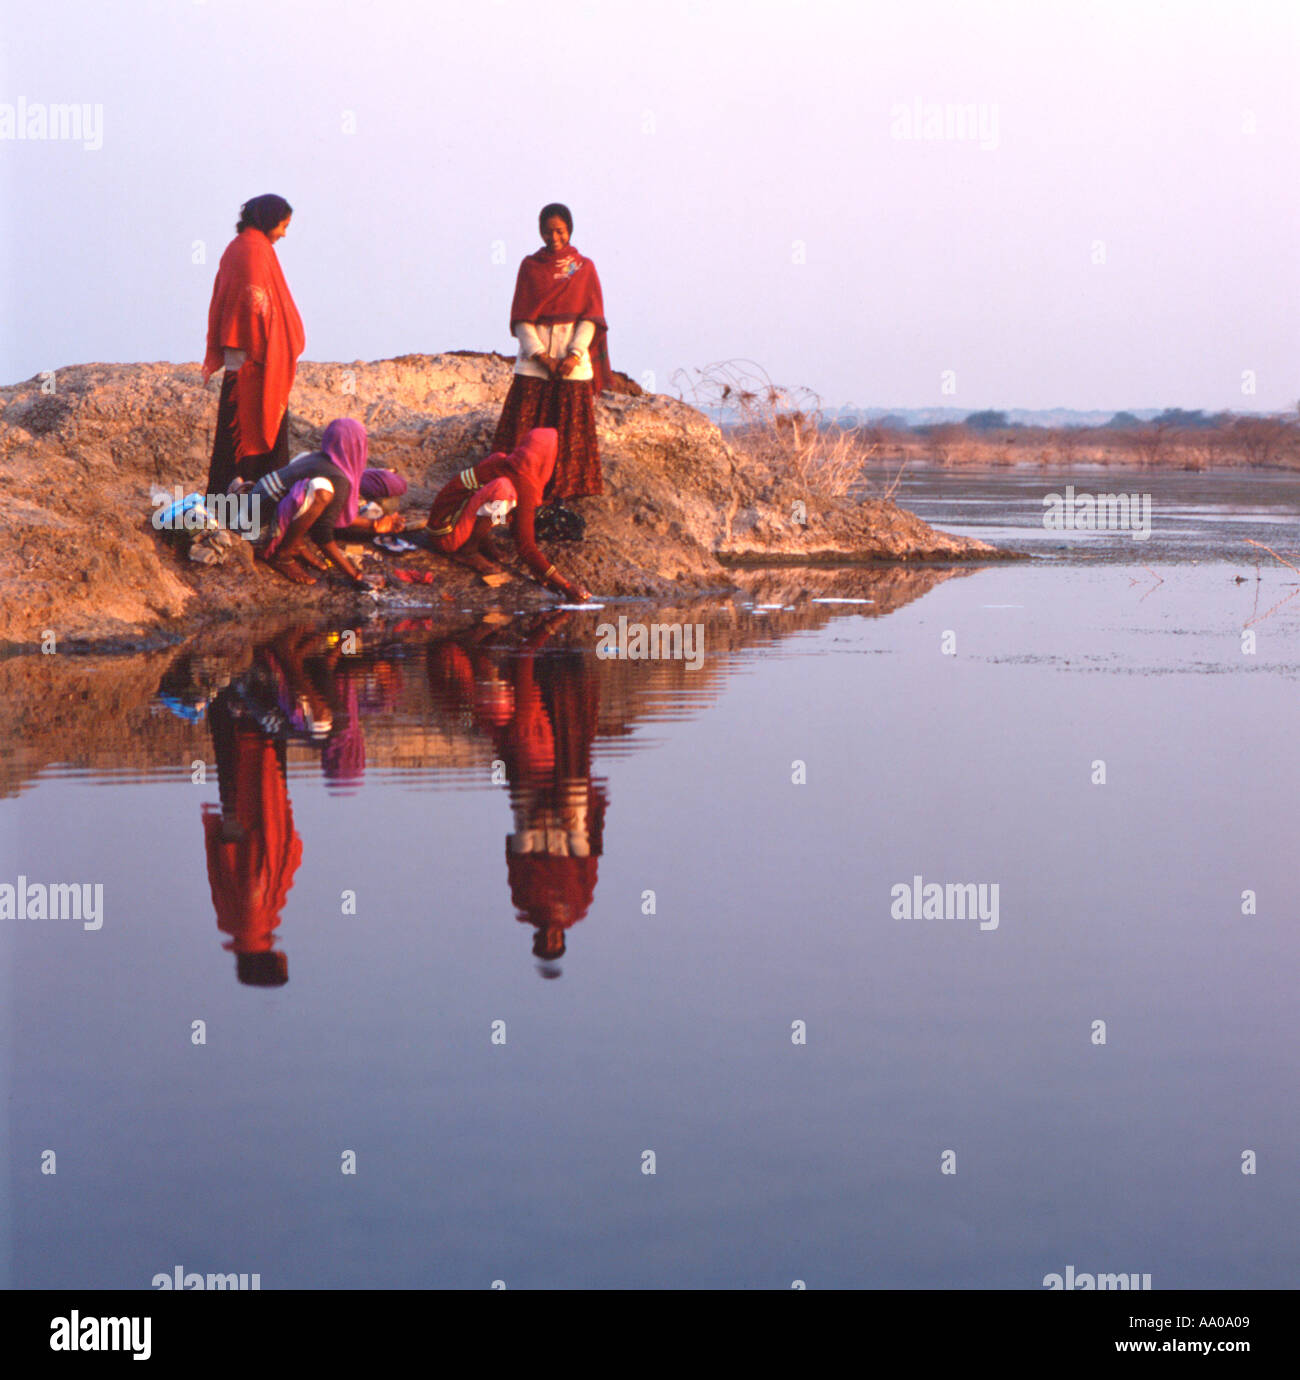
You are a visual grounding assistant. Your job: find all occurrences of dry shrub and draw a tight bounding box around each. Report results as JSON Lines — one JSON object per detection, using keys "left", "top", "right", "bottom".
{"left": 672, "top": 360, "right": 884, "bottom": 498}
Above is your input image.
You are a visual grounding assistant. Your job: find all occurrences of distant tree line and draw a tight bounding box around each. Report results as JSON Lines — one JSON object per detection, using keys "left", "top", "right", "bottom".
{"left": 845, "top": 405, "right": 1300, "bottom": 470}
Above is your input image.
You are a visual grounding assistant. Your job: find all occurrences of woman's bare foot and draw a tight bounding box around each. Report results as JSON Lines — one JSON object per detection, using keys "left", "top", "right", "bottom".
{"left": 268, "top": 555, "right": 317, "bottom": 585}
{"left": 453, "top": 550, "right": 508, "bottom": 579}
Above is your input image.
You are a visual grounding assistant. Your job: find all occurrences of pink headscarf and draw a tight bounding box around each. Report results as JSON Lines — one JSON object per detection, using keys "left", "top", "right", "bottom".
{"left": 320, "top": 418, "right": 369, "bottom": 528}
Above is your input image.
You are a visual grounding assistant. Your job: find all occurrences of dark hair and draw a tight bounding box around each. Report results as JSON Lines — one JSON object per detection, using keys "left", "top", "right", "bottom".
{"left": 236, "top": 194, "right": 293, "bottom": 235}
{"left": 236, "top": 951, "right": 289, "bottom": 987}
{"left": 538, "top": 202, "right": 572, "bottom": 234}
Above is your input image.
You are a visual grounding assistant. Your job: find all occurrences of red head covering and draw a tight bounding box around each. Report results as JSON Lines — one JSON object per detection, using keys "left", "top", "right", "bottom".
{"left": 202, "top": 227, "right": 306, "bottom": 456}
{"left": 500, "top": 427, "right": 558, "bottom": 504}
{"left": 510, "top": 247, "right": 612, "bottom": 396}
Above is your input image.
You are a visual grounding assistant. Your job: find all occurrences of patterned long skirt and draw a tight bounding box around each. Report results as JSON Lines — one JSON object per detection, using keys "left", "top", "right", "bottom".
{"left": 491, "top": 375, "right": 603, "bottom": 499}
{"left": 206, "top": 371, "right": 290, "bottom": 495}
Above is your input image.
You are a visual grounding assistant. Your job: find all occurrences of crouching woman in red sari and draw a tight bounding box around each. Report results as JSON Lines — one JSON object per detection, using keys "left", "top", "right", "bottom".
{"left": 427, "top": 429, "right": 591, "bottom": 600}
{"left": 202, "top": 194, "right": 306, "bottom": 495}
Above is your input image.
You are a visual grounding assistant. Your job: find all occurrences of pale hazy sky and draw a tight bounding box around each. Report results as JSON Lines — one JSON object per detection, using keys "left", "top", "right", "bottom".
{"left": 2, "top": 0, "right": 1296, "bottom": 411}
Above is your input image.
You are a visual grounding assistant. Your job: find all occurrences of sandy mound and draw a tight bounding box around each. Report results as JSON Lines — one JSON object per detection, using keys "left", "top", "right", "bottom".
{"left": 0, "top": 353, "right": 999, "bottom": 647}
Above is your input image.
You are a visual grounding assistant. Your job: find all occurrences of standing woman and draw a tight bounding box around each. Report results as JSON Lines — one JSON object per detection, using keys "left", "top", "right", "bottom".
{"left": 202, "top": 194, "right": 306, "bottom": 495}
{"left": 492, "top": 202, "right": 612, "bottom": 501}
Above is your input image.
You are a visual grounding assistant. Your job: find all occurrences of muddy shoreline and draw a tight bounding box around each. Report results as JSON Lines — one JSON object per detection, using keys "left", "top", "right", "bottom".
{"left": 1, "top": 559, "right": 1003, "bottom": 659}
{"left": 0, "top": 354, "right": 1011, "bottom": 653}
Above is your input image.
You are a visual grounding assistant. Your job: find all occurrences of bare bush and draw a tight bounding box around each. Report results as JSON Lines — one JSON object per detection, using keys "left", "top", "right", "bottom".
{"left": 1053, "top": 426, "right": 1083, "bottom": 465}
{"left": 1131, "top": 419, "right": 1173, "bottom": 466}
{"left": 1230, "top": 416, "right": 1297, "bottom": 468}
{"left": 672, "top": 360, "right": 879, "bottom": 498}
{"left": 919, "top": 423, "right": 966, "bottom": 466}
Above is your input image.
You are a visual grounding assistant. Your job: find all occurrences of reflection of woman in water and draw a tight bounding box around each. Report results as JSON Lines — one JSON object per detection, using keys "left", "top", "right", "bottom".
{"left": 196, "top": 626, "right": 401, "bottom": 982}
{"left": 316, "top": 641, "right": 401, "bottom": 794}
{"left": 202, "top": 689, "right": 302, "bottom": 987}
{"left": 257, "top": 626, "right": 401, "bottom": 794}
{"left": 427, "top": 614, "right": 607, "bottom": 975}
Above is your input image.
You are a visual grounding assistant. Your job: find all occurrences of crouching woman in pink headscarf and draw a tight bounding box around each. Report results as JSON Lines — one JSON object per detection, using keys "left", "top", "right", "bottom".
{"left": 426, "top": 428, "right": 590, "bottom": 600}
{"left": 242, "top": 418, "right": 384, "bottom": 588}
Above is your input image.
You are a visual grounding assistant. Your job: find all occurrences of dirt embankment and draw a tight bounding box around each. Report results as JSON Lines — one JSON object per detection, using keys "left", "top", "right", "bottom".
{"left": 0, "top": 354, "right": 1001, "bottom": 649}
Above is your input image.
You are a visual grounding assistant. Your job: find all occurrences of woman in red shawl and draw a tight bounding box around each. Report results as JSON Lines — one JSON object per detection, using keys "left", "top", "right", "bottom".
{"left": 426, "top": 428, "right": 591, "bottom": 600}
{"left": 491, "top": 202, "right": 611, "bottom": 503}
{"left": 202, "top": 194, "right": 306, "bottom": 495}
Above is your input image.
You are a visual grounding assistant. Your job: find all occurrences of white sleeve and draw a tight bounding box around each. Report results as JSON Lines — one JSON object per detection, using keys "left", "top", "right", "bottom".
{"left": 515, "top": 322, "right": 545, "bottom": 358}
{"left": 223, "top": 347, "right": 247, "bottom": 370}
{"left": 568, "top": 320, "right": 595, "bottom": 355}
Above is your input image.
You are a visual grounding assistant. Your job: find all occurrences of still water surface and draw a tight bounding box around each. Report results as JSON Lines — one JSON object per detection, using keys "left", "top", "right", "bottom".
{"left": 4, "top": 468, "right": 1298, "bottom": 1288}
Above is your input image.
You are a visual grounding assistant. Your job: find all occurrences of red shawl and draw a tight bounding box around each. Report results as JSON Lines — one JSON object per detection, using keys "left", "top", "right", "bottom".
{"left": 201, "top": 728, "right": 302, "bottom": 951}
{"left": 203, "top": 228, "right": 306, "bottom": 456}
{"left": 426, "top": 429, "right": 560, "bottom": 580}
{"left": 509, "top": 246, "right": 612, "bottom": 396}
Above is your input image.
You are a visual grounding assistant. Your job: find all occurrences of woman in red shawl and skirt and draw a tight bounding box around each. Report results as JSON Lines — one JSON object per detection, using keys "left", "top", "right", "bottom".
{"left": 492, "top": 202, "right": 611, "bottom": 503}
{"left": 427, "top": 428, "right": 591, "bottom": 601}
{"left": 202, "top": 194, "right": 306, "bottom": 496}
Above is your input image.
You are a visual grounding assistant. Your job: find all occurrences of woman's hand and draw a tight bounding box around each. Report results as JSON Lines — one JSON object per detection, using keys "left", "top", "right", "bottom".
{"left": 322, "top": 540, "right": 372, "bottom": 587}
{"left": 534, "top": 352, "right": 559, "bottom": 377}
{"left": 557, "top": 576, "right": 591, "bottom": 601}
{"left": 375, "top": 512, "right": 406, "bottom": 534}
{"left": 558, "top": 353, "right": 581, "bottom": 379}
{"left": 297, "top": 545, "right": 330, "bottom": 572}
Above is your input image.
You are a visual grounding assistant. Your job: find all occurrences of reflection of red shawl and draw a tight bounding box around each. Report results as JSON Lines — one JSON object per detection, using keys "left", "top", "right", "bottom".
{"left": 202, "top": 228, "right": 306, "bottom": 456}
{"left": 426, "top": 429, "right": 559, "bottom": 581}
{"left": 504, "top": 644, "right": 605, "bottom": 931}
{"left": 507, "top": 851, "right": 600, "bottom": 932}
{"left": 509, "top": 246, "right": 612, "bottom": 396}
{"left": 503, "top": 687, "right": 555, "bottom": 778}
{"left": 201, "top": 728, "right": 302, "bottom": 952}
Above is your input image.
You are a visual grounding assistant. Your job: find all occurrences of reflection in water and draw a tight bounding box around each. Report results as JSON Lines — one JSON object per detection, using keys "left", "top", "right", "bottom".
{"left": 202, "top": 693, "right": 301, "bottom": 987}
{"left": 13, "top": 521, "right": 1300, "bottom": 1288}
{"left": 197, "top": 628, "right": 403, "bottom": 984}
{"left": 130, "top": 571, "right": 960, "bottom": 987}
{"left": 427, "top": 613, "right": 607, "bottom": 977}
{"left": 192, "top": 616, "right": 616, "bottom": 981}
